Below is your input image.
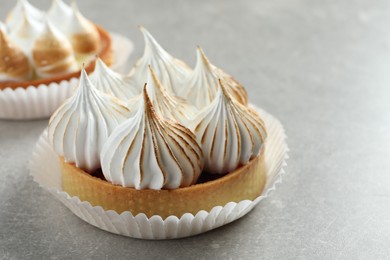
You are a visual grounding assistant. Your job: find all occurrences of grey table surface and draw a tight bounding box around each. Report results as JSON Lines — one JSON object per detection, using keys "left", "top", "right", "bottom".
{"left": 1, "top": 0, "right": 390, "bottom": 259}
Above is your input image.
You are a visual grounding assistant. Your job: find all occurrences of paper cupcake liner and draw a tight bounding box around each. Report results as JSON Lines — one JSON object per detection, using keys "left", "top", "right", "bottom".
{"left": 29, "top": 106, "right": 289, "bottom": 239}
{"left": 0, "top": 33, "right": 134, "bottom": 120}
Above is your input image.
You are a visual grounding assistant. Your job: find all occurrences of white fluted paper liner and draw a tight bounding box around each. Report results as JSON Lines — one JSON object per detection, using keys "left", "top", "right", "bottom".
{"left": 29, "top": 106, "right": 288, "bottom": 239}
{"left": 0, "top": 33, "right": 134, "bottom": 120}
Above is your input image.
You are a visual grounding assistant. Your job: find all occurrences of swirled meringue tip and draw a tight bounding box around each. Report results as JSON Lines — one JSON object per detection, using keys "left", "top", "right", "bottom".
{"left": 127, "top": 26, "right": 191, "bottom": 97}
{"left": 100, "top": 85, "right": 203, "bottom": 190}
{"left": 48, "top": 0, "right": 73, "bottom": 30}
{"left": 191, "top": 46, "right": 248, "bottom": 106}
{"left": 0, "top": 22, "right": 6, "bottom": 33}
{"left": 48, "top": 68, "right": 131, "bottom": 173}
{"left": 66, "top": 1, "right": 101, "bottom": 57}
{"left": 32, "top": 17, "right": 78, "bottom": 78}
{"left": 89, "top": 58, "right": 139, "bottom": 100}
{"left": 188, "top": 79, "right": 266, "bottom": 174}
{"left": 0, "top": 26, "right": 32, "bottom": 82}
{"left": 9, "top": 10, "right": 44, "bottom": 54}
{"left": 147, "top": 65, "right": 196, "bottom": 123}
{"left": 196, "top": 46, "right": 213, "bottom": 70}
{"left": 183, "top": 46, "right": 219, "bottom": 109}
{"left": 139, "top": 26, "right": 164, "bottom": 55}
{"left": 6, "top": 0, "right": 44, "bottom": 29}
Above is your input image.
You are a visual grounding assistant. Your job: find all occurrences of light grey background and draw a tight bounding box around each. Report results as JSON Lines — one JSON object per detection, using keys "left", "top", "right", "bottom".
{"left": 1, "top": 0, "right": 390, "bottom": 259}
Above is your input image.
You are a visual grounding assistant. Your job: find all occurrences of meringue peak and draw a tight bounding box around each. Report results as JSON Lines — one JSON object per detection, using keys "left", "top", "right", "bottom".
{"left": 6, "top": 0, "right": 44, "bottom": 29}
{"left": 78, "top": 68, "right": 94, "bottom": 92}
{"left": 148, "top": 65, "right": 169, "bottom": 98}
{"left": 147, "top": 66, "right": 196, "bottom": 123}
{"left": 141, "top": 27, "right": 170, "bottom": 59}
{"left": 100, "top": 83, "right": 203, "bottom": 190}
{"left": 195, "top": 46, "right": 213, "bottom": 71}
{"left": 0, "top": 22, "right": 5, "bottom": 32}
{"left": 50, "top": 0, "right": 72, "bottom": 13}
{"left": 48, "top": 68, "right": 131, "bottom": 173}
{"left": 189, "top": 79, "right": 266, "bottom": 174}
{"left": 89, "top": 58, "right": 139, "bottom": 100}
{"left": 219, "top": 78, "right": 234, "bottom": 102}
{"left": 68, "top": 1, "right": 95, "bottom": 33}
{"left": 127, "top": 27, "right": 191, "bottom": 96}
{"left": 184, "top": 46, "right": 248, "bottom": 108}
{"left": 48, "top": 0, "right": 73, "bottom": 29}
{"left": 0, "top": 25, "right": 32, "bottom": 82}
{"left": 0, "top": 26, "right": 7, "bottom": 43}
{"left": 32, "top": 18, "right": 78, "bottom": 78}
{"left": 9, "top": 10, "right": 44, "bottom": 53}
{"left": 142, "top": 83, "right": 156, "bottom": 115}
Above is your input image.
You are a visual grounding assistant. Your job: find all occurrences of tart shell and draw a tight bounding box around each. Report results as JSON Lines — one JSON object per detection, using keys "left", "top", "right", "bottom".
{"left": 0, "top": 24, "right": 112, "bottom": 90}
{"left": 61, "top": 149, "right": 266, "bottom": 219}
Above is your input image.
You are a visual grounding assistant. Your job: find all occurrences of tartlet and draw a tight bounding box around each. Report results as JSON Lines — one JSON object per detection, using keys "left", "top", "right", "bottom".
{"left": 0, "top": 0, "right": 136, "bottom": 120}
{"left": 0, "top": 0, "right": 112, "bottom": 90}
{"left": 47, "top": 27, "right": 268, "bottom": 220}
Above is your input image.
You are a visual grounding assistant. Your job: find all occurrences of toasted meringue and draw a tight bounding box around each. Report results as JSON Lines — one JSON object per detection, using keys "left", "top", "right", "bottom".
{"left": 47, "top": 0, "right": 73, "bottom": 31}
{"left": 89, "top": 58, "right": 139, "bottom": 100}
{"left": 128, "top": 27, "right": 191, "bottom": 96}
{"left": 0, "top": 26, "right": 32, "bottom": 82}
{"left": 189, "top": 80, "right": 266, "bottom": 174}
{"left": 65, "top": 2, "right": 101, "bottom": 60}
{"left": 101, "top": 86, "right": 203, "bottom": 190}
{"left": 0, "top": 22, "right": 7, "bottom": 34}
{"left": 9, "top": 10, "right": 44, "bottom": 54}
{"left": 184, "top": 47, "right": 248, "bottom": 107}
{"left": 147, "top": 66, "right": 195, "bottom": 124}
{"left": 6, "top": 0, "right": 44, "bottom": 30}
{"left": 48, "top": 69, "right": 131, "bottom": 173}
{"left": 32, "top": 19, "right": 79, "bottom": 78}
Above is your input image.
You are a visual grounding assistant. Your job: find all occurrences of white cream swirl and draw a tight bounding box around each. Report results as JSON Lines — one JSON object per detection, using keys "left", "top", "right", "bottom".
{"left": 9, "top": 10, "right": 44, "bottom": 54}
{"left": 189, "top": 80, "right": 267, "bottom": 174}
{"left": 128, "top": 27, "right": 191, "bottom": 97}
{"left": 6, "top": 0, "right": 44, "bottom": 30}
{"left": 64, "top": 2, "right": 101, "bottom": 59}
{"left": 32, "top": 18, "right": 78, "bottom": 78}
{"left": 89, "top": 58, "right": 139, "bottom": 101}
{"left": 101, "top": 86, "right": 203, "bottom": 190}
{"left": 147, "top": 66, "right": 196, "bottom": 124}
{"left": 0, "top": 25, "right": 32, "bottom": 82}
{"left": 47, "top": 0, "right": 73, "bottom": 31}
{"left": 48, "top": 69, "right": 131, "bottom": 173}
{"left": 184, "top": 47, "right": 248, "bottom": 107}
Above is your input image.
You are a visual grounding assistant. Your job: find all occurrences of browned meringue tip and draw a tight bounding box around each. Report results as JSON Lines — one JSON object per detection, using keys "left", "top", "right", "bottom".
{"left": 142, "top": 83, "right": 153, "bottom": 111}
{"left": 218, "top": 79, "right": 235, "bottom": 103}
{"left": 196, "top": 46, "right": 212, "bottom": 68}
{"left": 0, "top": 28, "right": 7, "bottom": 43}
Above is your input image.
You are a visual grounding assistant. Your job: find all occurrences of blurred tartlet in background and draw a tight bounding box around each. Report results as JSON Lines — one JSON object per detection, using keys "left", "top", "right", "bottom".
{"left": 0, "top": 0, "right": 133, "bottom": 119}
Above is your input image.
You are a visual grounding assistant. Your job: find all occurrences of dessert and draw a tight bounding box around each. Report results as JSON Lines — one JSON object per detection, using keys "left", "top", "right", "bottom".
{"left": 127, "top": 27, "right": 192, "bottom": 97}
{"left": 47, "top": 27, "right": 268, "bottom": 219}
{"left": 0, "top": 0, "right": 112, "bottom": 90}
{"left": 48, "top": 69, "right": 130, "bottom": 173}
{"left": 0, "top": 24, "right": 32, "bottom": 82}
{"left": 89, "top": 58, "right": 138, "bottom": 100}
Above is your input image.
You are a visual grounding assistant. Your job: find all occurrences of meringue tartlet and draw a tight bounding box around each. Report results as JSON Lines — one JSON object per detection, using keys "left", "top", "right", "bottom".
{"left": 48, "top": 28, "right": 267, "bottom": 218}
{"left": 0, "top": 0, "right": 112, "bottom": 90}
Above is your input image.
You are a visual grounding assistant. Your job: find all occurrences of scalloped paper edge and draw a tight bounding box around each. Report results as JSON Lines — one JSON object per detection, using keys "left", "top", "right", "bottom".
{"left": 0, "top": 33, "right": 134, "bottom": 120}
{"left": 29, "top": 106, "right": 289, "bottom": 239}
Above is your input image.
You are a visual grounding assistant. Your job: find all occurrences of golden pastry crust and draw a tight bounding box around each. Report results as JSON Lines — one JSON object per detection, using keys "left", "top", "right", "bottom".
{"left": 0, "top": 25, "right": 112, "bottom": 90}
{"left": 61, "top": 148, "right": 266, "bottom": 219}
{"left": 0, "top": 29, "right": 31, "bottom": 80}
